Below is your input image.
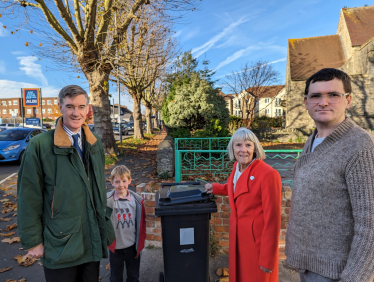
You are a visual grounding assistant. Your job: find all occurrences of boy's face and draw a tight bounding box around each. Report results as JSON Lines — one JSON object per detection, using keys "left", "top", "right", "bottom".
{"left": 111, "top": 175, "right": 131, "bottom": 196}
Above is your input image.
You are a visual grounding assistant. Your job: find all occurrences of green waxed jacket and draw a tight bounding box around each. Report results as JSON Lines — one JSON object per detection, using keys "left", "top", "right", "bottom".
{"left": 17, "top": 118, "right": 115, "bottom": 269}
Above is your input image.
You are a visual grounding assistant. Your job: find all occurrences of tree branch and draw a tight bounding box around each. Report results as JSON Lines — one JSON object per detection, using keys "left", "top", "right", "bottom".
{"left": 95, "top": 0, "right": 113, "bottom": 49}
{"left": 73, "top": 0, "right": 84, "bottom": 38}
{"left": 53, "top": 0, "right": 82, "bottom": 43}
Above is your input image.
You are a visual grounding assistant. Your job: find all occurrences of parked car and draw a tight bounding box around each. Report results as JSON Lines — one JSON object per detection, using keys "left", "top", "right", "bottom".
{"left": 88, "top": 124, "right": 95, "bottom": 133}
{"left": 127, "top": 122, "right": 134, "bottom": 131}
{"left": 42, "top": 124, "right": 52, "bottom": 130}
{"left": 0, "top": 127, "right": 7, "bottom": 133}
{"left": 0, "top": 128, "right": 46, "bottom": 163}
{"left": 113, "top": 123, "right": 128, "bottom": 135}
{"left": 0, "top": 123, "right": 19, "bottom": 128}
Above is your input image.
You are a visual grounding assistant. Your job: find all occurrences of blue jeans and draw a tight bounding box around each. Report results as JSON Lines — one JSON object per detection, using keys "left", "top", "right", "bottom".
{"left": 300, "top": 271, "right": 339, "bottom": 282}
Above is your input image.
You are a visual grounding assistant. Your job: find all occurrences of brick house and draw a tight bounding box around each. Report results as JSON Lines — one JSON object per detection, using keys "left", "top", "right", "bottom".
{"left": 286, "top": 5, "right": 374, "bottom": 129}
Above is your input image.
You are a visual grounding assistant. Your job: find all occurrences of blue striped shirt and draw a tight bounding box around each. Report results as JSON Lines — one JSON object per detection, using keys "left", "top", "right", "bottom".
{"left": 62, "top": 124, "right": 83, "bottom": 151}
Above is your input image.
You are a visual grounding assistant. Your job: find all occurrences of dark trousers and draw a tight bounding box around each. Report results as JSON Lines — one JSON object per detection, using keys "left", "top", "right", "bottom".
{"left": 43, "top": 261, "right": 100, "bottom": 282}
{"left": 109, "top": 245, "right": 140, "bottom": 282}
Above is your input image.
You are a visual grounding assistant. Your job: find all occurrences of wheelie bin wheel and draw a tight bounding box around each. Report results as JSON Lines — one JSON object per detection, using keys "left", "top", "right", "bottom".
{"left": 159, "top": 272, "right": 164, "bottom": 282}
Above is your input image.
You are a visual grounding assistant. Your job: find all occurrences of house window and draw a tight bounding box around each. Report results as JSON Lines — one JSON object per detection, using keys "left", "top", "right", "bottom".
{"left": 265, "top": 98, "right": 270, "bottom": 103}
{"left": 35, "top": 109, "right": 39, "bottom": 114}
{"left": 14, "top": 109, "right": 18, "bottom": 114}
{"left": 8, "top": 109, "right": 12, "bottom": 114}
{"left": 55, "top": 110, "right": 59, "bottom": 113}
{"left": 8, "top": 101, "right": 12, "bottom": 105}
{"left": 47, "top": 100, "right": 51, "bottom": 105}
{"left": 275, "top": 98, "right": 280, "bottom": 106}
{"left": 42, "top": 100, "right": 45, "bottom": 105}
{"left": 1, "top": 101, "right": 6, "bottom": 106}
{"left": 42, "top": 109, "right": 46, "bottom": 114}
{"left": 276, "top": 109, "right": 282, "bottom": 116}
{"left": 13, "top": 100, "right": 18, "bottom": 105}
{"left": 2, "top": 109, "right": 6, "bottom": 114}
{"left": 54, "top": 100, "right": 58, "bottom": 105}
{"left": 27, "top": 109, "right": 32, "bottom": 114}
{"left": 48, "top": 109, "right": 52, "bottom": 113}
{"left": 265, "top": 109, "right": 270, "bottom": 114}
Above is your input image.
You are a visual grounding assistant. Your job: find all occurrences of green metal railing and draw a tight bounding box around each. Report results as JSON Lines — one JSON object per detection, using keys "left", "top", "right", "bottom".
{"left": 174, "top": 138, "right": 302, "bottom": 188}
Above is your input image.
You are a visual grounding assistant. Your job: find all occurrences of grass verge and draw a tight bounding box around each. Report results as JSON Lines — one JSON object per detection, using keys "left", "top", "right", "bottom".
{"left": 116, "top": 133, "right": 155, "bottom": 154}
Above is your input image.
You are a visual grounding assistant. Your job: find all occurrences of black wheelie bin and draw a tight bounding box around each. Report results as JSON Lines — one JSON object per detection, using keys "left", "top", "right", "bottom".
{"left": 155, "top": 182, "right": 217, "bottom": 282}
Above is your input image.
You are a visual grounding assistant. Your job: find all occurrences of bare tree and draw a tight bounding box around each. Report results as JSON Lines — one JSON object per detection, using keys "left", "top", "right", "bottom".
{"left": 112, "top": 5, "right": 176, "bottom": 138}
{"left": 225, "top": 60, "right": 280, "bottom": 127}
{"left": 1, "top": 0, "right": 199, "bottom": 152}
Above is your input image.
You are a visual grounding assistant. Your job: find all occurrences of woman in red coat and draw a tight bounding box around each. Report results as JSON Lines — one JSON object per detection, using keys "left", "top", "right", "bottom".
{"left": 206, "top": 128, "right": 281, "bottom": 282}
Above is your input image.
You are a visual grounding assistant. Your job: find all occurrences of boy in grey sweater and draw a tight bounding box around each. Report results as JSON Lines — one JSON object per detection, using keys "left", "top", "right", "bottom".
{"left": 285, "top": 68, "right": 374, "bottom": 282}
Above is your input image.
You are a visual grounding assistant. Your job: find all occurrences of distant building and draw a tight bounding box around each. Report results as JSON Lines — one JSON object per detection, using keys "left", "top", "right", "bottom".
{"left": 110, "top": 104, "right": 133, "bottom": 123}
{"left": 286, "top": 5, "right": 374, "bottom": 129}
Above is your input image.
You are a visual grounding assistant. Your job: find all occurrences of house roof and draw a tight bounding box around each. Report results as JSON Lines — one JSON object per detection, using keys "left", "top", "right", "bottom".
{"left": 246, "top": 85, "right": 285, "bottom": 98}
{"left": 288, "top": 35, "right": 346, "bottom": 81}
{"left": 217, "top": 91, "right": 234, "bottom": 100}
{"left": 342, "top": 5, "right": 374, "bottom": 46}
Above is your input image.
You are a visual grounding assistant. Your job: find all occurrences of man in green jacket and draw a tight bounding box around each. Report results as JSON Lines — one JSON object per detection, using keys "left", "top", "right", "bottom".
{"left": 17, "top": 85, "right": 115, "bottom": 282}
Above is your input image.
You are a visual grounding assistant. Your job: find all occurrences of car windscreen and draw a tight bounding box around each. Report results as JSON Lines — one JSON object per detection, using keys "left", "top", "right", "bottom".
{"left": 0, "top": 130, "right": 29, "bottom": 141}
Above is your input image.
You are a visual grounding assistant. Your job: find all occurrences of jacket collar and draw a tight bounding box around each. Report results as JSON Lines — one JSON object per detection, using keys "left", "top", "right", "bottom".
{"left": 234, "top": 159, "right": 260, "bottom": 200}
{"left": 54, "top": 117, "right": 97, "bottom": 147}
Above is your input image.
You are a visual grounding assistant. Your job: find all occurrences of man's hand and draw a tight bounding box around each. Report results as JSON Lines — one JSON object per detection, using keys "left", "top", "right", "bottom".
{"left": 205, "top": 183, "right": 213, "bottom": 194}
{"left": 27, "top": 244, "right": 44, "bottom": 258}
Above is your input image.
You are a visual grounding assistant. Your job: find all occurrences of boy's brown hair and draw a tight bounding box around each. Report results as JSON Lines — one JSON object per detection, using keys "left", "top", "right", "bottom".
{"left": 110, "top": 165, "right": 131, "bottom": 181}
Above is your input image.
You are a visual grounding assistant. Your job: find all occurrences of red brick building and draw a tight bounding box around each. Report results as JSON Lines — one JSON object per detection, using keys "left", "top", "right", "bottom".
{"left": 0, "top": 97, "right": 61, "bottom": 120}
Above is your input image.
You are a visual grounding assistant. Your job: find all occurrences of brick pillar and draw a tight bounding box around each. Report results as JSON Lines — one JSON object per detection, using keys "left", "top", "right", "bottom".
{"left": 136, "top": 182, "right": 162, "bottom": 247}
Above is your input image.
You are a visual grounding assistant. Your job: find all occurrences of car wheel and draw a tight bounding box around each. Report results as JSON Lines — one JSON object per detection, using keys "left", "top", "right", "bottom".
{"left": 19, "top": 150, "right": 25, "bottom": 164}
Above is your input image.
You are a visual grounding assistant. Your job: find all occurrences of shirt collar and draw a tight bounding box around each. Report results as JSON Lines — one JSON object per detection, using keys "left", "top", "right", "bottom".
{"left": 114, "top": 190, "right": 131, "bottom": 201}
{"left": 62, "top": 123, "right": 82, "bottom": 139}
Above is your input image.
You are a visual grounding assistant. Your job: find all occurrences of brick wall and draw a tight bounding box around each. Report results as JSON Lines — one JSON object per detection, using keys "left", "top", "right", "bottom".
{"left": 136, "top": 182, "right": 292, "bottom": 259}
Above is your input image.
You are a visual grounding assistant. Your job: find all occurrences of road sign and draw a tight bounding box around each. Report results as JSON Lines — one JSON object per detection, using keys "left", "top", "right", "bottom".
{"left": 22, "top": 88, "right": 40, "bottom": 107}
{"left": 11, "top": 111, "right": 17, "bottom": 118}
{"left": 26, "top": 118, "right": 40, "bottom": 125}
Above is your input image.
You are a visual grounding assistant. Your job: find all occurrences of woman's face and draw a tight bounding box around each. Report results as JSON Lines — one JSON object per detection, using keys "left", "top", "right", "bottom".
{"left": 233, "top": 139, "right": 255, "bottom": 166}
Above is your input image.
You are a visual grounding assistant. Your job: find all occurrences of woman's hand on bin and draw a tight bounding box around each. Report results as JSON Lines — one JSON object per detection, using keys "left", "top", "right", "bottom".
{"left": 205, "top": 183, "right": 213, "bottom": 194}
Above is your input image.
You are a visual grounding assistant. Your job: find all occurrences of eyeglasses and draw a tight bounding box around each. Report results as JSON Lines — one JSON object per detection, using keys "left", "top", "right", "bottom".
{"left": 305, "top": 93, "right": 350, "bottom": 104}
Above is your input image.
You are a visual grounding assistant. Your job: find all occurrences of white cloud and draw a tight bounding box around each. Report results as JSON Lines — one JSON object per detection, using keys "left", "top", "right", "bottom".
{"left": 17, "top": 56, "right": 48, "bottom": 86}
{"left": 11, "top": 51, "right": 27, "bottom": 56}
{"left": 0, "top": 22, "right": 9, "bottom": 37}
{"left": 0, "top": 80, "right": 60, "bottom": 98}
{"left": 214, "top": 44, "right": 286, "bottom": 71}
{"left": 183, "top": 28, "right": 199, "bottom": 41}
{"left": 216, "top": 57, "right": 287, "bottom": 78}
{"left": 0, "top": 60, "right": 6, "bottom": 74}
{"left": 191, "top": 16, "right": 251, "bottom": 58}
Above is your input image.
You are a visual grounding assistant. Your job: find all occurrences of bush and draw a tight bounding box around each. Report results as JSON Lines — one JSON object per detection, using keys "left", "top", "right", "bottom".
{"left": 251, "top": 116, "right": 283, "bottom": 129}
{"left": 170, "top": 127, "right": 191, "bottom": 139}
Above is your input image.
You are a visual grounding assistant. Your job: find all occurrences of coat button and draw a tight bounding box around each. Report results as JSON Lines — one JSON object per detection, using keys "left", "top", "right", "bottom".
{"left": 60, "top": 232, "right": 62, "bottom": 234}
{"left": 250, "top": 176, "right": 255, "bottom": 180}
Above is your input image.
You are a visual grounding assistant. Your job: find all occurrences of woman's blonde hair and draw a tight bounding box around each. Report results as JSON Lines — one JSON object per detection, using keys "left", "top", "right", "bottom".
{"left": 110, "top": 165, "right": 131, "bottom": 181}
{"left": 227, "top": 127, "right": 265, "bottom": 161}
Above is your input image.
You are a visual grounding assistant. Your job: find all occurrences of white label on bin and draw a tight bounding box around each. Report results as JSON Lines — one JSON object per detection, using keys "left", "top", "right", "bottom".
{"left": 180, "top": 228, "right": 194, "bottom": 245}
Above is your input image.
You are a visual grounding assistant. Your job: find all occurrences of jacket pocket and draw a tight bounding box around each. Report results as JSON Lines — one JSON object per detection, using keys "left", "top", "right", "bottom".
{"left": 43, "top": 216, "right": 84, "bottom": 264}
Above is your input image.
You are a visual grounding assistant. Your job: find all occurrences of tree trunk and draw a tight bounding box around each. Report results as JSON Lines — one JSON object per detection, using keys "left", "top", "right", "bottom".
{"left": 145, "top": 105, "right": 152, "bottom": 134}
{"left": 153, "top": 108, "right": 158, "bottom": 129}
{"left": 86, "top": 70, "right": 117, "bottom": 154}
{"left": 132, "top": 93, "right": 144, "bottom": 139}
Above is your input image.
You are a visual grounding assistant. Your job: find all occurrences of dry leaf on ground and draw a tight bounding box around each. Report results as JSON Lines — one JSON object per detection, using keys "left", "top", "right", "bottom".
{"left": 216, "top": 267, "right": 229, "bottom": 277}
{"left": 0, "top": 198, "right": 9, "bottom": 202}
{"left": 4, "top": 232, "right": 16, "bottom": 237}
{"left": 216, "top": 278, "right": 229, "bottom": 282}
{"left": 6, "top": 223, "right": 17, "bottom": 231}
{"left": 4, "top": 218, "right": 11, "bottom": 222}
{"left": 2, "top": 237, "right": 20, "bottom": 244}
{"left": 13, "top": 213, "right": 17, "bottom": 217}
{"left": 105, "top": 263, "right": 110, "bottom": 270}
{"left": 0, "top": 266, "right": 13, "bottom": 273}
{"left": 5, "top": 279, "right": 26, "bottom": 282}
{"left": 14, "top": 254, "right": 39, "bottom": 267}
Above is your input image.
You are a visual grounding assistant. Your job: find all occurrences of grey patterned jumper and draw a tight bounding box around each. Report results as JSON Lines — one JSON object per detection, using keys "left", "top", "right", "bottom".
{"left": 285, "top": 118, "right": 374, "bottom": 282}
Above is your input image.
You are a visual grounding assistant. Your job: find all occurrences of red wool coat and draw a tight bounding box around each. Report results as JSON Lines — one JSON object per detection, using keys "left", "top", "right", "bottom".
{"left": 213, "top": 160, "right": 281, "bottom": 282}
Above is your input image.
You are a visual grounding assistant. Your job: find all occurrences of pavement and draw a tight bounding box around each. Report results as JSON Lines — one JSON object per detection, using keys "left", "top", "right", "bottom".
{"left": 0, "top": 132, "right": 301, "bottom": 282}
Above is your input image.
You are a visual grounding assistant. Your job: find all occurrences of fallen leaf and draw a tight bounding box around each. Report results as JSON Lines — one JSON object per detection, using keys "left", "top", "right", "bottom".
{"left": 4, "top": 218, "right": 11, "bottom": 222}
{"left": 6, "top": 223, "right": 17, "bottom": 231}
{"left": 5, "top": 278, "right": 27, "bottom": 282}
{"left": 0, "top": 266, "right": 13, "bottom": 273}
{"left": 38, "top": 262, "right": 43, "bottom": 266}
{"left": 105, "top": 263, "right": 110, "bottom": 270}
{"left": 13, "top": 213, "right": 17, "bottom": 217}
{"left": 14, "top": 254, "right": 39, "bottom": 267}
{"left": 2, "top": 237, "right": 20, "bottom": 244}
{"left": 0, "top": 198, "right": 9, "bottom": 202}
{"left": 4, "top": 232, "right": 15, "bottom": 237}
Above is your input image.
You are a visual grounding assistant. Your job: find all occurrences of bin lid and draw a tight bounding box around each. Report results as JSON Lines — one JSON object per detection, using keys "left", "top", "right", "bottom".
{"left": 155, "top": 185, "right": 217, "bottom": 216}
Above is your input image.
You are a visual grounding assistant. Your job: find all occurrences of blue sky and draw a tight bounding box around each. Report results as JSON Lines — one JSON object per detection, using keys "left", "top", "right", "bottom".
{"left": 0, "top": 0, "right": 371, "bottom": 110}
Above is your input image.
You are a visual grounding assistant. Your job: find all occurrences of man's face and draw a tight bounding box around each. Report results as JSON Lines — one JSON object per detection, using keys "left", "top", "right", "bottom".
{"left": 58, "top": 94, "right": 89, "bottom": 133}
{"left": 304, "top": 79, "right": 352, "bottom": 127}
